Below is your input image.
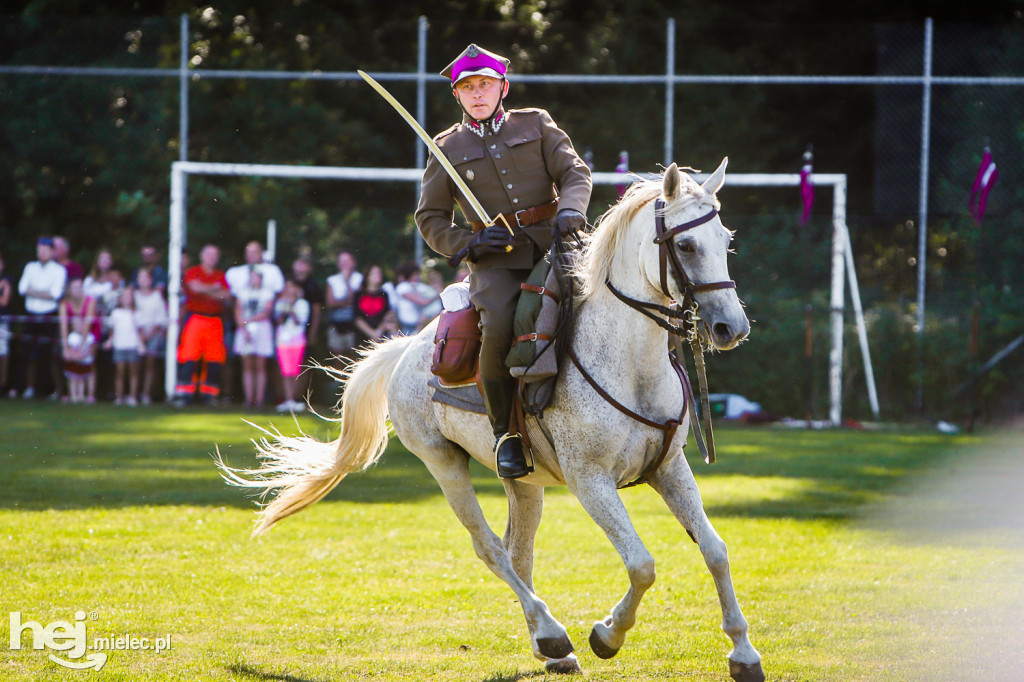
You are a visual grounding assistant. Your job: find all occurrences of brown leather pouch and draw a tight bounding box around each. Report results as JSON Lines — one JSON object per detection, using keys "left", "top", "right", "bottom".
{"left": 431, "top": 306, "right": 481, "bottom": 385}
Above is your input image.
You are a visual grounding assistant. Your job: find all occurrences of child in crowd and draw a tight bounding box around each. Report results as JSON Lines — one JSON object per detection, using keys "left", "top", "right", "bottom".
{"left": 273, "top": 279, "right": 310, "bottom": 413}
{"left": 234, "top": 267, "right": 275, "bottom": 408}
{"left": 63, "top": 328, "right": 96, "bottom": 403}
{"left": 105, "top": 287, "right": 143, "bottom": 406}
{"left": 59, "top": 278, "right": 99, "bottom": 404}
{"left": 134, "top": 268, "right": 168, "bottom": 405}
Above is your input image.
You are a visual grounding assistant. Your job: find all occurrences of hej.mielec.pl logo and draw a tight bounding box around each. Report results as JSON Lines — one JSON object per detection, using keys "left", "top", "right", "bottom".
{"left": 9, "top": 610, "right": 172, "bottom": 671}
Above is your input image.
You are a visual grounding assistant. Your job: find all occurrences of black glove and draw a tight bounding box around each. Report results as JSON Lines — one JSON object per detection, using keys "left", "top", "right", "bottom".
{"left": 555, "top": 209, "right": 586, "bottom": 237}
{"left": 465, "top": 223, "right": 512, "bottom": 262}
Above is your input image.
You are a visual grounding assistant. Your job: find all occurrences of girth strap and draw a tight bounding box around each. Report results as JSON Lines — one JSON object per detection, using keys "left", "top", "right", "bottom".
{"left": 567, "top": 346, "right": 691, "bottom": 489}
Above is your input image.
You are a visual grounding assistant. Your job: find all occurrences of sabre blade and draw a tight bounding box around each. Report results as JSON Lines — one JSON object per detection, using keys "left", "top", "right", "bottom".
{"left": 358, "top": 69, "right": 510, "bottom": 236}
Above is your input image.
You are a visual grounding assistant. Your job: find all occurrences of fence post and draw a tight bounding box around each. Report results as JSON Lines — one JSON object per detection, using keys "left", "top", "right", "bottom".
{"left": 914, "top": 17, "right": 933, "bottom": 414}
{"left": 414, "top": 16, "right": 428, "bottom": 266}
{"left": 178, "top": 14, "right": 190, "bottom": 248}
{"left": 664, "top": 18, "right": 676, "bottom": 166}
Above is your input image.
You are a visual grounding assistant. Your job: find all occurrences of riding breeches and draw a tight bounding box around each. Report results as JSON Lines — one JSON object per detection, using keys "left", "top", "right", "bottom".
{"left": 468, "top": 266, "right": 533, "bottom": 382}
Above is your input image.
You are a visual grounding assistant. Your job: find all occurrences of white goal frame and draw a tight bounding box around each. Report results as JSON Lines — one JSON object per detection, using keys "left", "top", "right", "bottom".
{"left": 167, "top": 160, "right": 878, "bottom": 425}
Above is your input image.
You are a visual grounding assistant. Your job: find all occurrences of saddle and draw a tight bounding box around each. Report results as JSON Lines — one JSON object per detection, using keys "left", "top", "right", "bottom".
{"left": 430, "top": 254, "right": 568, "bottom": 410}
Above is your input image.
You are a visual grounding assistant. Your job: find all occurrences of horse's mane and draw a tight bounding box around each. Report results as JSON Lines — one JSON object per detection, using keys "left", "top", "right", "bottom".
{"left": 575, "top": 169, "right": 717, "bottom": 300}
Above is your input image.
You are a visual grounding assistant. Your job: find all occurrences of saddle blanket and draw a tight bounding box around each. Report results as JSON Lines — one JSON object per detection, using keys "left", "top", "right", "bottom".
{"left": 427, "top": 375, "right": 486, "bottom": 415}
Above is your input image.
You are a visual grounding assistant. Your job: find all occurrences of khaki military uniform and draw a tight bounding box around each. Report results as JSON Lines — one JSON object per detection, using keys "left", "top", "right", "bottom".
{"left": 415, "top": 107, "right": 592, "bottom": 382}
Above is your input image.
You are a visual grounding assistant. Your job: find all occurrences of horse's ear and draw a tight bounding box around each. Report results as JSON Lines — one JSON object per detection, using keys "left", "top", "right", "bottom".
{"left": 701, "top": 157, "right": 728, "bottom": 196}
{"left": 663, "top": 163, "right": 681, "bottom": 200}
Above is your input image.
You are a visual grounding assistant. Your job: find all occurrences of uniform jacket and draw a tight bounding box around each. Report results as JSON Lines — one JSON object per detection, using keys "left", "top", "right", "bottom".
{"left": 415, "top": 107, "right": 592, "bottom": 271}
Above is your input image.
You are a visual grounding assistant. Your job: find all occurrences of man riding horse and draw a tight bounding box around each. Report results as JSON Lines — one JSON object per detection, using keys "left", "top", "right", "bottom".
{"left": 415, "top": 44, "right": 592, "bottom": 479}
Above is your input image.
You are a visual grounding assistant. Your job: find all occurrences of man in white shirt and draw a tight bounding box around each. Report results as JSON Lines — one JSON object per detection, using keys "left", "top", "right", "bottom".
{"left": 223, "top": 241, "right": 284, "bottom": 403}
{"left": 18, "top": 236, "right": 67, "bottom": 399}
{"left": 225, "top": 241, "right": 285, "bottom": 296}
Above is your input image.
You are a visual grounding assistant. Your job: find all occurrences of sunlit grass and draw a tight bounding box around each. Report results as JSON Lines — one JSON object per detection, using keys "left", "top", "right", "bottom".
{"left": 1, "top": 402, "right": 1022, "bottom": 680}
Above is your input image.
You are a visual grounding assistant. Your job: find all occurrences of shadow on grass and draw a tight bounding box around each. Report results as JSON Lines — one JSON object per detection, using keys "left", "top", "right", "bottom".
{"left": 0, "top": 402, "right": 466, "bottom": 512}
{"left": 226, "top": 663, "right": 328, "bottom": 682}
{"left": 0, "top": 402, "right": 986, "bottom": 521}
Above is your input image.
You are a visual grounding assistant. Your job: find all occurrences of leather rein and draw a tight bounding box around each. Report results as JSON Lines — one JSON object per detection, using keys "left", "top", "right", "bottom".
{"left": 568, "top": 199, "right": 734, "bottom": 486}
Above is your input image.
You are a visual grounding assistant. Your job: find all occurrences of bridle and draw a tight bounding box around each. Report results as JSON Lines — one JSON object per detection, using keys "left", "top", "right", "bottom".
{"left": 609, "top": 198, "right": 736, "bottom": 343}
{"left": 576, "top": 198, "right": 736, "bottom": 471}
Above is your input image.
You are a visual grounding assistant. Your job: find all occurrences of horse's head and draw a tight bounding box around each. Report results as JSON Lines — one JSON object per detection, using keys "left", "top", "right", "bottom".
{"left": 642, "top": 159, "right": 749, "bottom": 351}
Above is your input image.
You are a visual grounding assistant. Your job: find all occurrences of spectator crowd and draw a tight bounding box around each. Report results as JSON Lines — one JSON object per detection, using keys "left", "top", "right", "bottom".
{"left": 1, "top": 235, "right": 459, "bottom": 412}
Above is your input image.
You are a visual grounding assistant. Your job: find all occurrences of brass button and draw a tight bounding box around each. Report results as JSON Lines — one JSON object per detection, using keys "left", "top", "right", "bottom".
{"left": 506, "top": 183, "right": 513, "bottom": 189}
{"left": 512, "top": 198, "right": 519, "bottom": 204}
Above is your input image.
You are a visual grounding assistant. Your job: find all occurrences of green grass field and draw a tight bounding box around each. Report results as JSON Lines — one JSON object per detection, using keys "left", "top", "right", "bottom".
{"left": 2, "top": 402, "right": 1023, "bottom": 681}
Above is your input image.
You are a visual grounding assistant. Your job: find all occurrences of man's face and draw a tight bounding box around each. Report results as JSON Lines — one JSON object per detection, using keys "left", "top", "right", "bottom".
{"left": 141, "top": 247, "right": 158, "bottom": 264}
{"left": 200, "top": 246, "right": 219, "bottom": 268}
{"left": 337, "top": 252, "right": 355, "bottom": 272}
{"left": 245, "top": 242, "right": 263, "bottom": 265}
{"left": 37, "top": 243, "right": 53, "bottom": 262}
{"left": 53, "top": 238, "right": 69, "bottom": 260}
{"left": 454, "top": 75, "right": 506, "bottom": 121}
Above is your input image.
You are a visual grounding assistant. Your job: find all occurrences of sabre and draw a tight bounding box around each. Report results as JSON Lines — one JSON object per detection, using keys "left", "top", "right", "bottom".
{"left": 357, "top": 70, "right": 515, "bottom": 248}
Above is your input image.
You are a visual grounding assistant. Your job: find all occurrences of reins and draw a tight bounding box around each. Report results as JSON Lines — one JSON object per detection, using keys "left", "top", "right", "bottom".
{"left": 567, "top": 346, "right": 694, "bottom": 489}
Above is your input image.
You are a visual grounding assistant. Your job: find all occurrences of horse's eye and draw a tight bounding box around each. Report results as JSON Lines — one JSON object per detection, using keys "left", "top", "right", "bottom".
{"left": 677, "top": 241, "right": 695, "bottom": 254}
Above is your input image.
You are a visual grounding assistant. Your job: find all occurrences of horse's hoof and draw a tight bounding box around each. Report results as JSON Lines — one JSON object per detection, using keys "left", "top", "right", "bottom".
{"left": 729, "top": 658, "right": 765, "bottom": 682}
{"left": 545, "top": 653, "right": 582, "bottom": 675}
{"left": 588, "top": 627, "right": 620, "bottom": 660}
{"left": 536, "top": 635, "right": 574, "bottom": 660}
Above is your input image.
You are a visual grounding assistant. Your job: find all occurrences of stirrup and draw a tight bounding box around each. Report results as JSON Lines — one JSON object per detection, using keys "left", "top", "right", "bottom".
{"left": 494, "top": 433, "right": 533, "bottom": 480}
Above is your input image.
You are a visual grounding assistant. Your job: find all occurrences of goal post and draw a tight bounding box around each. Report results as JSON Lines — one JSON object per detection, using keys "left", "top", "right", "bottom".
{"left": 167, "top": 161, "right": 877, "bottom": 425}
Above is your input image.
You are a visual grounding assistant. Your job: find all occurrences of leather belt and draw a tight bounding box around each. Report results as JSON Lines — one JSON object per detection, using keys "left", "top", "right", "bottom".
{"left": 470, "top": 199, "right": 558, "bottom": 233}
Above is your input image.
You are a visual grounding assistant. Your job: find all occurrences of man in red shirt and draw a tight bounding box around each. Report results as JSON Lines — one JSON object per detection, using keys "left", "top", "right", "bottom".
{"left": 175, "top": 244, "right": 231, "bottom": 404}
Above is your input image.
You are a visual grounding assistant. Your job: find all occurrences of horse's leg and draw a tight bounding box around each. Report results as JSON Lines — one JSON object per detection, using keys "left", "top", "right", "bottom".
{"left": 502, "top": 479, "right": 582, "bottom": 675}
{"left": 420, "top": 451, "right": 574, "bottom": 661}
{"left": 562, "top": 469, "right": 655, "bottom": 660}
{"left": 648, "top": 454, "right": 764, "bottom": 682}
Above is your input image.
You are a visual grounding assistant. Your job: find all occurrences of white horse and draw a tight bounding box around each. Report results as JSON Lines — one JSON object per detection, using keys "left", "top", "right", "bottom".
{"left": 220, "top": 159, "right": 764, "bottom": 680}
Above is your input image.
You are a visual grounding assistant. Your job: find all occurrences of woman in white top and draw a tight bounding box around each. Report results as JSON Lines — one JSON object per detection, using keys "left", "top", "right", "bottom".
{"left": 234, "top": 268, "right": 275, "bottom": 408}
{"left": 133, "top": 269, "right": 168, "bottom": 405}
{"left": 324, "top": 250, "right": 363, "bottom": 356}
{"left": 83, "top": 248, "right": 124, "bottom": 318}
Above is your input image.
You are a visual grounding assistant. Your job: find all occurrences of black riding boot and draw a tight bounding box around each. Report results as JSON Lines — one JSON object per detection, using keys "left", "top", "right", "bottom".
{"left": 480, "top": 377, "right": 532, "bottom": 479}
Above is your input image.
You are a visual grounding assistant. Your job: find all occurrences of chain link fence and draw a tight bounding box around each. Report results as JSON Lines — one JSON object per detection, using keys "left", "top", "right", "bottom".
{"left": 1, "top": 15, "right": 1021, "bottom": 420}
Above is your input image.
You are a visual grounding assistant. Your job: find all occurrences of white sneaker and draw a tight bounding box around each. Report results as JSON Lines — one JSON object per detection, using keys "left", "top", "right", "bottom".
{"left": 125, "top": 396, "right": 138, "bottom": 407}
{"left": 21, "top": 387, "right": 34, "bottom": 399}
{"left": 140, "top": 395, "right": 152, "bottom": 406}
{"left": 290, "top": 400, "right": 306, "bottom": 413}
{"left": 275, "top": 400, "right": 292, "bottom": 413}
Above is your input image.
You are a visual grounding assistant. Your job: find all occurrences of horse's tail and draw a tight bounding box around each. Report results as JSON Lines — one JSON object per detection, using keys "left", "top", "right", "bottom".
{"left": 217, "top": 334, "right": 415, "bottom": 537}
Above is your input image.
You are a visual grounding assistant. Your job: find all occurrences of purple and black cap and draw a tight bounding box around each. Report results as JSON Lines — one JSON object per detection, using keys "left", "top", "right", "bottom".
{"left": 441, "top": 44, "right": 510, "bottom": 87}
